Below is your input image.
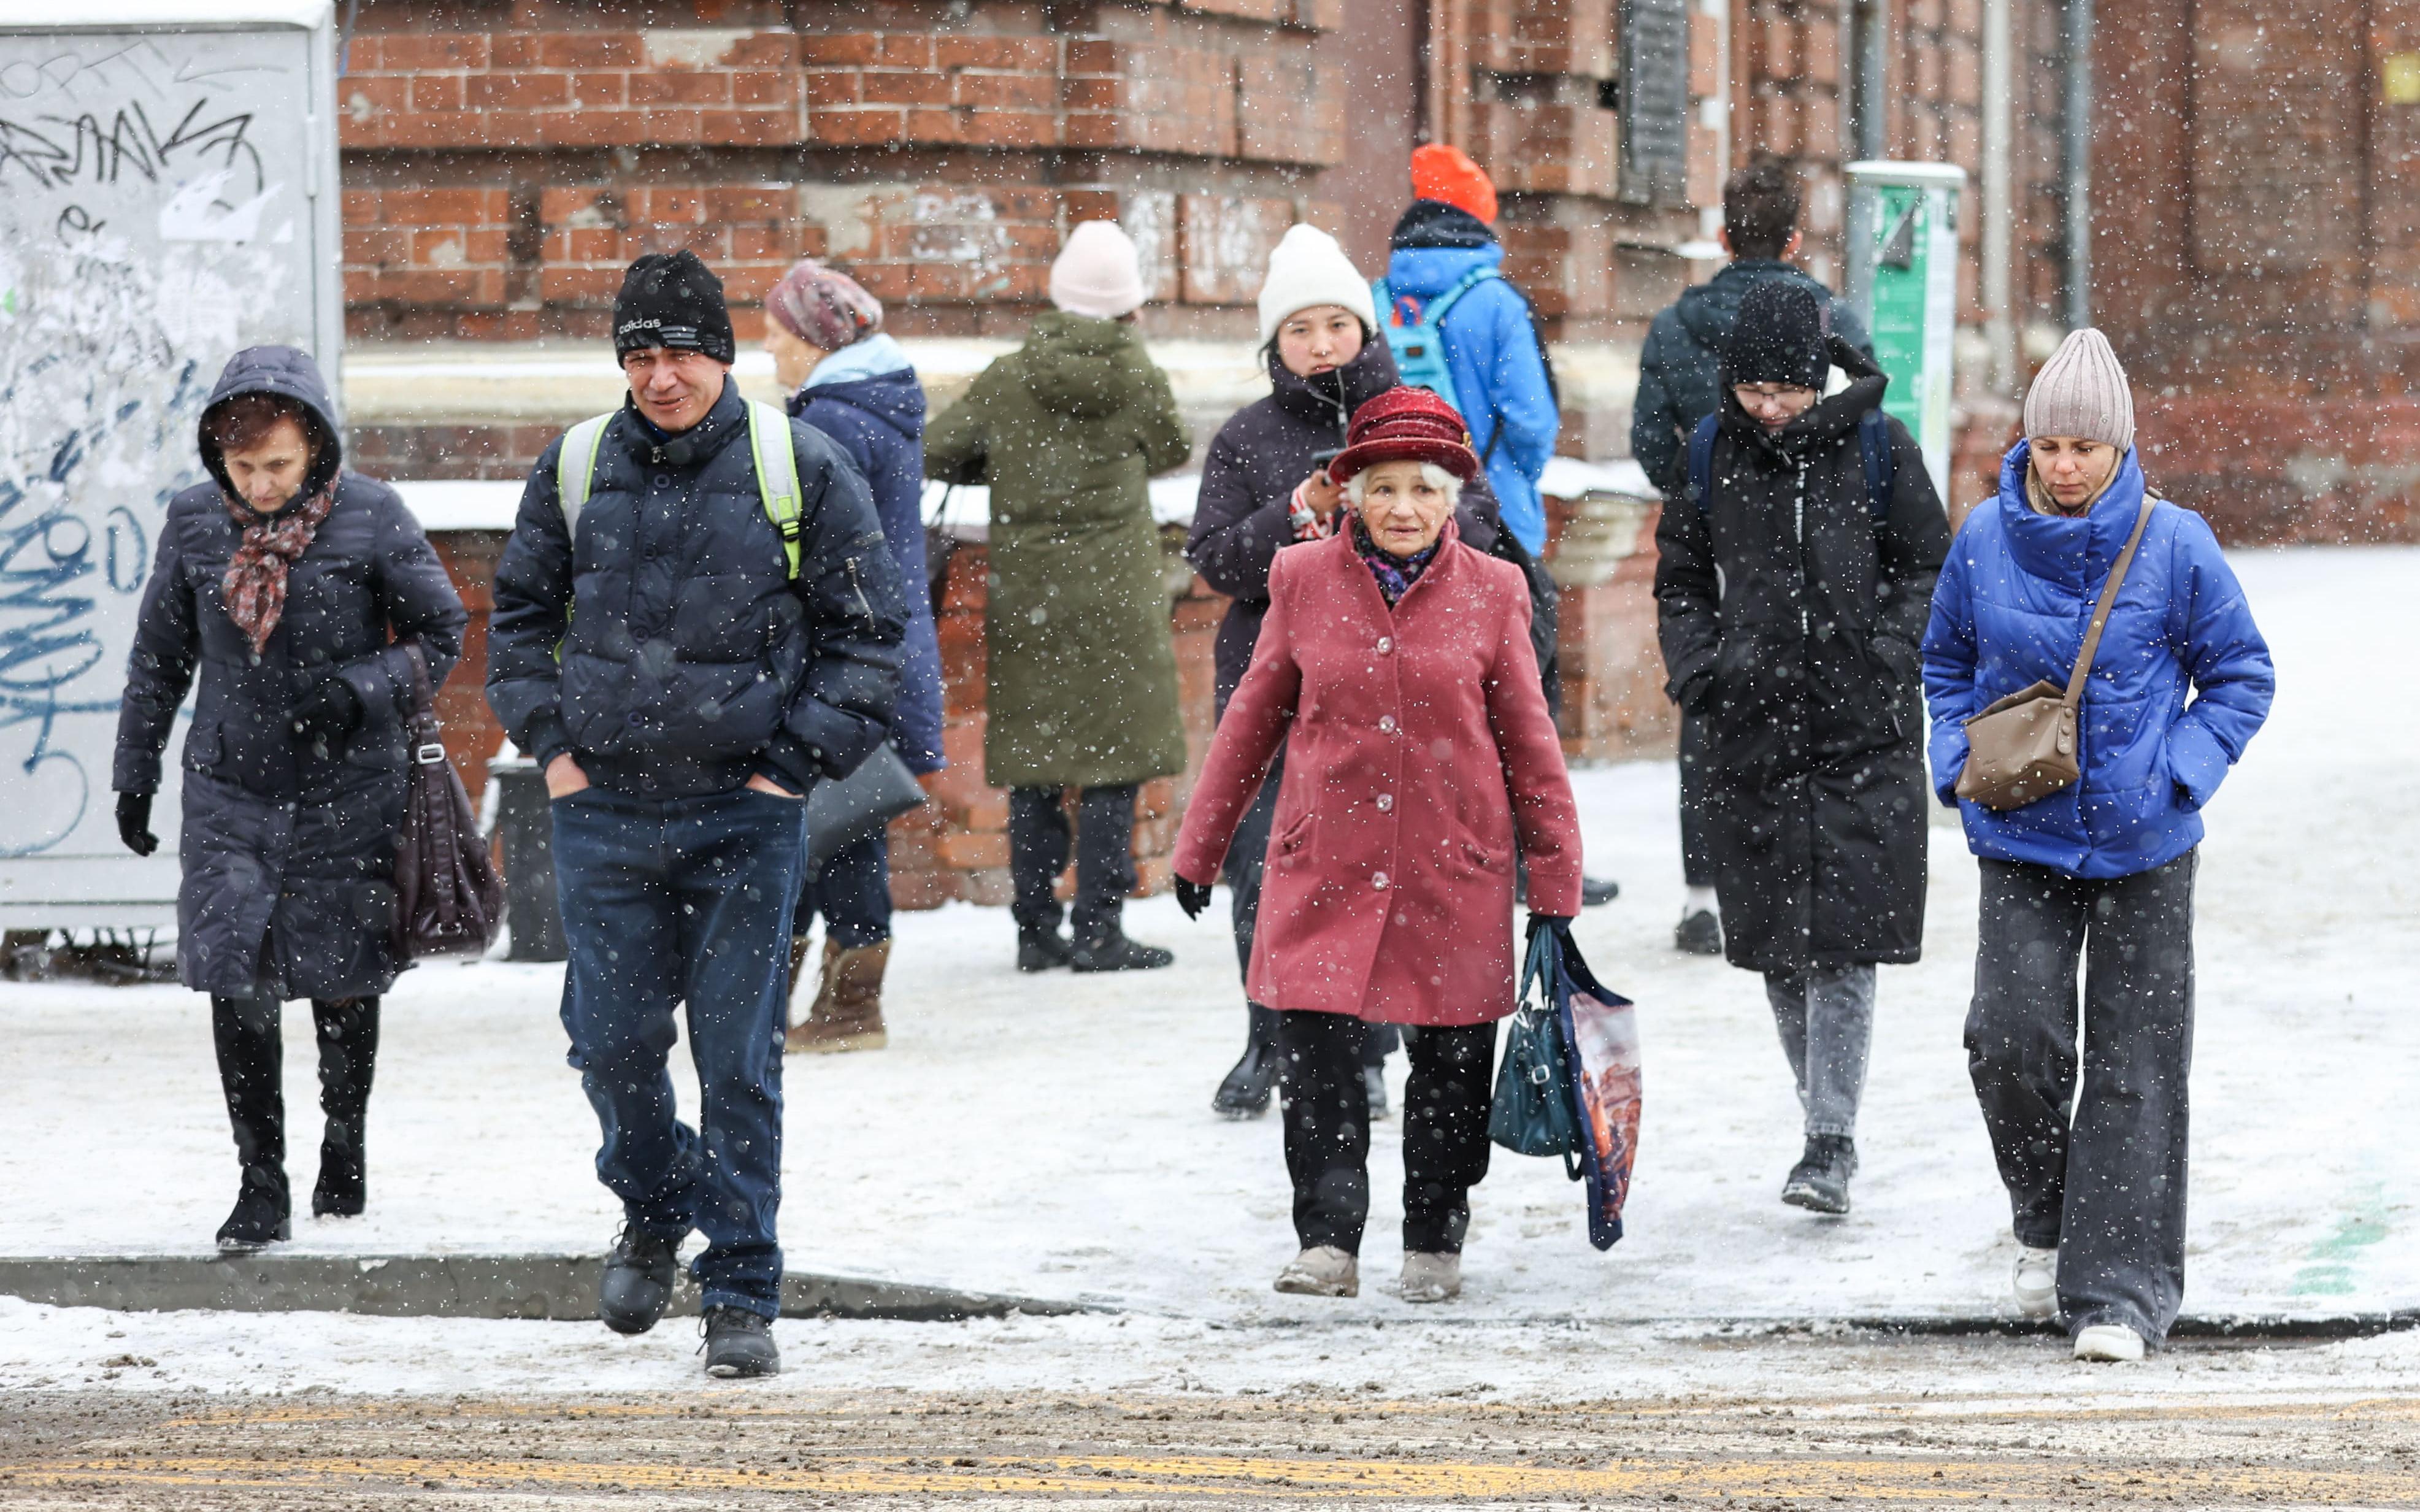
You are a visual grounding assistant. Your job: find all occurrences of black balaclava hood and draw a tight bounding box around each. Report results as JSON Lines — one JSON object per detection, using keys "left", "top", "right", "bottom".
{"left": 1721, "top": 277, "right": 1830, "bottom": 391}
{"left": 614, "top": 250, "right": 737, "bottom": 364}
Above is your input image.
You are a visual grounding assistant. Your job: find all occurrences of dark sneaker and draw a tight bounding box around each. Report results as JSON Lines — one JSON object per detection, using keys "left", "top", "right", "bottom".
{"left": 1016, "top": 927, "right": 1074, "bottom": 973}
{"left": 701, "top": 1306, "right": 781, "bottom": 1378}
{"left": 1673, "top": 907, "right": 1724, "bottom": 956}
{"left": 1363, "top": 1064, "right": 1390, "bottom": 1119}
{"left": 1069, "top": 927, "right": 1174, "bottom": 973}
{"left": 599, "top": 1222, "right": 681, "bottom": 1335}
{"left": 1581, "top": 875, "right": 1621, "bottom": 907}
{"left": 1781, "top": 1134, "right": 1857, "bottom": 1215}
{"left": 215, "top": 1175, "right": 291, "bottom": 1253}
{"left": 1212, "top": 1041, "right": 1277, "bottom": 1119}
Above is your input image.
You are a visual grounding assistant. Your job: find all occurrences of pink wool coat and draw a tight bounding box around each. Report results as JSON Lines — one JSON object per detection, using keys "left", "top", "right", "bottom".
{"left": 1172, "top": 523, "right": 1582, "bottom": 1026}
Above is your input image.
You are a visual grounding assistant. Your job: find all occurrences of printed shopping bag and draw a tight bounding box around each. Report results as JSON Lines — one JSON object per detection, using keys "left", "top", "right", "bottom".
{"left": 1542, "top": 923, "right": 1641, "bottom": 1250}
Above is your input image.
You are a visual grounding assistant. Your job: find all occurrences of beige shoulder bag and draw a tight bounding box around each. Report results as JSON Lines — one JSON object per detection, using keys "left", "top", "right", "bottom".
{"left": 1954, "top": 497, "right": 2155, "bottom": 812}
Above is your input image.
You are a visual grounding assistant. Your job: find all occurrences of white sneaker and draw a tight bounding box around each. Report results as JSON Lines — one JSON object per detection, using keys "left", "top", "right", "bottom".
{"left": 1273, "top": 1246, "right": 1359, "bottom": 1297}
{"left": 1399, "top": 1251, "right": 1462, "bottom": 1304}
{"left": 2011, "top": 1245, "right": 2058, "bottom": 1319}
{"left": 2072, "top": 1323, "right": 2146, "bottom": 1362}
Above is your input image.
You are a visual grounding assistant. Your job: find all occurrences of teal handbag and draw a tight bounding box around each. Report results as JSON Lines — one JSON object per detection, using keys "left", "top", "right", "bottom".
{"left": 1488, "top": 924, "right": 1583, "bottom": 1171}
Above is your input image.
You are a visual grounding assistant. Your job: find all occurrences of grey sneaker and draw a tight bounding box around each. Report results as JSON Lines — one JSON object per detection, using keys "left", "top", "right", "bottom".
{"left": 1272, "top": 1245, "right": 1359, "bottom": 1297}
{"left": 1399, "top": 1251, "right": 1462, "bottom": 1303}
{"left": 701, "top": 1306, "right": 781, "bottom": 1378}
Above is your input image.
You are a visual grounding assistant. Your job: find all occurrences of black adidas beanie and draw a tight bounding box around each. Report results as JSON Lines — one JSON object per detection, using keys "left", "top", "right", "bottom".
{"left": 613, "top": 250, "right": 736, "bottom": 364}
{"left": 1721, "top": 278, "right": 1830, "bottom": 391}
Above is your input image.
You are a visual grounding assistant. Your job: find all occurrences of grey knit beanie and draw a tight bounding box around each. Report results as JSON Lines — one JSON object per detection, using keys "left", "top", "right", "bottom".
{"left": 2024, "top": 328, "right": 2134, "bottom": 452}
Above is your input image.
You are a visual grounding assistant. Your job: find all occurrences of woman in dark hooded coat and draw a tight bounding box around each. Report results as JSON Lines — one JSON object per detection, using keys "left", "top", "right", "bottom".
{"left": 113, "top": 345, "right": 467, "bottom": 1251}
{"left": 1652, "top": 281, "right": 1950, "bottom": 1216}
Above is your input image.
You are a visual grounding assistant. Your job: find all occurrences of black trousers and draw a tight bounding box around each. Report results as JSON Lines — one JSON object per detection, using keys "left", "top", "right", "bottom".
{"left": 1009, "top": 785, "right": 1137, "bottom": 940}
{"left": 1965, "top": 851, "right": 2196, "bottom": 1343}
{"left": 1278, "top": 1011, "right": 1495, "bottom": 1256}
{"left": 210, "top": 992, "right": 380, "bottom": 1197}
{"left": 1677, "top": 708, "right": 1717, "bottom": 889}
{"left": 1227, "top": 754, "right": 1395, "bottom": 1065}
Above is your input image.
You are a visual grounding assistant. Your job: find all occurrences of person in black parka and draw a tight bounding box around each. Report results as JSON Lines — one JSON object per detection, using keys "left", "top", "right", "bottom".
{"left": 113, "top": 345, "right": 468, "bottom": 1253}
{"left": 1653, "top": 281, "right": 1950, "bottom": 1216}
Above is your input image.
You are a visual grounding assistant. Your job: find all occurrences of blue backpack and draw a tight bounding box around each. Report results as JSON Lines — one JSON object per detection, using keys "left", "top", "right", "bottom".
{"left": 1372, "top": 266, "right": 1500, "bottom": 416}
{"left": 1688, "top": 409, "right": 1896, "bottom": 523}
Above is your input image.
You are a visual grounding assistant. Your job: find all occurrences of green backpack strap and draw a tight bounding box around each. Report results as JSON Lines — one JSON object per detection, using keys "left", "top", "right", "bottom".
{"left": 553, "top": 412, "right": 615, "bottom": 544}
{"left": 746, "top": 400, "right": 804, "bottom": 580}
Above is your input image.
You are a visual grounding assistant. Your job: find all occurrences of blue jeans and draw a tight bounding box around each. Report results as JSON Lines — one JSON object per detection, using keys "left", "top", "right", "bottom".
{"left": 551, "top": 785, "right": 807, "bottom": 1319}
{"left": 790, "top": 831, "right": 891, "bottom": 950}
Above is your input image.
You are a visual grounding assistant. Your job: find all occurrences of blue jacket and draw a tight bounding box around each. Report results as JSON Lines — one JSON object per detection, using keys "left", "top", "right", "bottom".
{"left": 791, "top": 339, "right": 946, "bottom": 775}
{"left": 1921, "top": 445, "right": 2274, "bottom": 878}
{"left": 487, "top": 376, "right": 908, "bottom": 800}
{"left": 1384, "top": 229, "right": 1559, "bottom": 554}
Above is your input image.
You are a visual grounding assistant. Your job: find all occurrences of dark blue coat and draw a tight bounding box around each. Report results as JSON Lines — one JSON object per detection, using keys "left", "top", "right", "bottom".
{"left": 1922, "top": 445, "right": 2275, "bottom": 878}
{"left": 486, "top": 377, "right": 907, "bottom": 800}
{"left": 789, "top": 364, "right": 945, "bottom": 775}
{"left": 115, "top": 346, "right": 468, "bottom": 1000}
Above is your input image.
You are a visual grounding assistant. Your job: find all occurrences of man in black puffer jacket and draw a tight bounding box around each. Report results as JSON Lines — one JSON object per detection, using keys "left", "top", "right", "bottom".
{"left": 486, "top": 251, "right": 906, "bottom": 1379}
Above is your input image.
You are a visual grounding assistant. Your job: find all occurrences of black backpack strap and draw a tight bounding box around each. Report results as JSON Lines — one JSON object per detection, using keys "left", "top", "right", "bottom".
{"left": 1686, "top": 413, "right": 1719, "bottom": 511}
{"left": 1859, "top": 409, "right": 1896, "bottom": 521}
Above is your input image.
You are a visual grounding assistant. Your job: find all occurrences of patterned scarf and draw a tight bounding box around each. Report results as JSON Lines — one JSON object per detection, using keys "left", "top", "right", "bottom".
{"left": 1350, "top": 516, "right": 1441, "bottom": 607}
{"left": 221, "top": 485, "right": 335, "bottom": 655}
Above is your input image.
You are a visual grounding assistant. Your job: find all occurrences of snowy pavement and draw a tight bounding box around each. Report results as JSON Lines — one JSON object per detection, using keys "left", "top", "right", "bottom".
{"left": 1, "top": 547, "right": 2413, "bottom": 1396}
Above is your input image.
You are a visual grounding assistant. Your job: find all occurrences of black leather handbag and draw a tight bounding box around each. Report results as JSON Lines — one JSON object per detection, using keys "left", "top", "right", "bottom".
{"left": 393, "top": 645, "right": 505, "bottom": 961}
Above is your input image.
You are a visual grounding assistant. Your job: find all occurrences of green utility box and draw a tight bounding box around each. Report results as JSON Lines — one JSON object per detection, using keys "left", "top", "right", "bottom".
{"left": 1844, "top": 161, "right": 1967, "bottom": 498}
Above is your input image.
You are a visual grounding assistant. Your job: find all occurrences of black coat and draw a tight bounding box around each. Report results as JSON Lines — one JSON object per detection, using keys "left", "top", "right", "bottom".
{"left": 486, "top": 377, "right": 908, "bottom": 799}
{"left": 1652, "top": 343, "right": 1952, "bottom": 972}
{"left": 114, "top": 347, "right": 469, "bottom": 1001}
{"left": 1188, "top": 340, "right": 1509, "bottom": 718}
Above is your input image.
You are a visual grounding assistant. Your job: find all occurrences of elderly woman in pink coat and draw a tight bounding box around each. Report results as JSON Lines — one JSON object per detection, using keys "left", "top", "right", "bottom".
{"left": 1172, "top": 386, "right": 1582, "bottom": 1305}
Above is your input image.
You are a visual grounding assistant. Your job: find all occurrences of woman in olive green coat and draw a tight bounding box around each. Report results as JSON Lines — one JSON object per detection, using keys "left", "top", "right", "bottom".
{"left": 925, "top": 221, "right": 1193, "bottom": 973}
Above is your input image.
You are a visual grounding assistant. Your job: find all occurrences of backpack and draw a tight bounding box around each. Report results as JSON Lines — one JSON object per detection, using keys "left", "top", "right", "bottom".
{"left": 1687, "top": 410, "right": 1895, "bottom": 523}
{"left": 1372, "top": 266, "right": 1500, "bottom": 416}
{"left": 555, "top": 401, "right": 806, "bottom": 578}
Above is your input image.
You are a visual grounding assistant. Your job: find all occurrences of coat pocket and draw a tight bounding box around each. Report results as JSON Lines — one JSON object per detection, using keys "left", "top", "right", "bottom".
{"left": 1270, "top": 808, "right": 1316, "bottom": 871}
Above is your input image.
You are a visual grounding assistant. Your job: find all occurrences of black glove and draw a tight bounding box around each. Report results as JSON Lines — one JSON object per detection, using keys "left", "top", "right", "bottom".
{"left": 1526, "top": 912, "right": 1574, "bottom": 940}
{"left": 1174, "top": 876, "right": 1214, "bottom": 920}
{"left": 115, "top": 792, "right": 158, "bottom": 858}
{"left": 290, "top": 677, "right": 363, "bottom": 746}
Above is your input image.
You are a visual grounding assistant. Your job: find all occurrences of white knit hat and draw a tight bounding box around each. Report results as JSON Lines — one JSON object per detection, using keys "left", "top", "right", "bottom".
{"left": 2024, "top": 328, "right": 2135, "bottom": 453}
{"left": 1050, "top": 220, "right": 1147, "bottom": 320}
{"left": 1255, "top": 223, "right": 1376, "bottom": 344}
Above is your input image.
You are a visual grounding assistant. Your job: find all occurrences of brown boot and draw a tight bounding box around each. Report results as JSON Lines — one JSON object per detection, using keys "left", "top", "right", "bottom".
{"left": 784, "top": 937, "right": 889, "bottom": 1054}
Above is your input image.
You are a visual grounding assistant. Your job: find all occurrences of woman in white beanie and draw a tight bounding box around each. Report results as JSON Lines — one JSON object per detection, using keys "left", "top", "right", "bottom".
{"left": 1922, "top": 328, "right": 2275, "bottom": 1362}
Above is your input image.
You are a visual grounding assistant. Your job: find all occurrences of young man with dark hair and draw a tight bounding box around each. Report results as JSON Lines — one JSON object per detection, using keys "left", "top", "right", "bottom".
{"left": 1631, "top": 158, "right": 1876, "bottom": 956}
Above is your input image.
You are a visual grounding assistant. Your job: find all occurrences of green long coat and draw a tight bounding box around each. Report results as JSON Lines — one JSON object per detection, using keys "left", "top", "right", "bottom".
{"left": 926, "top": 312, "right": 1193, "bottom": 790}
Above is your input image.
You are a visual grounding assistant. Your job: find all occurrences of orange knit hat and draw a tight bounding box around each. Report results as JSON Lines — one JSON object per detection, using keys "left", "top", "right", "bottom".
{"left": 1410, "top": 144, "right": 1498, "bottom": 226}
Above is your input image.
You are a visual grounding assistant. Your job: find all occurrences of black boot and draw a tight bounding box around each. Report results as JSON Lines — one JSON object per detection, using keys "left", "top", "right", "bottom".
{"left": 600, "top": 1222, "right": 682, "bottom": 1335}
{"left": 1781, "top": 1134, "right": 1857, "bottom": 1215}
{"left": 701, "top": 1306, "right": 781, "bottom": 1378}
{"left": 1070, "top": 920, "right": 1173, "bottom": 973}
{"left": 210, "top": 993, "right": 291, "bottom": 1253}
{"left": 1581, "top": 875, "right": 1621, "bottom": 907}
{"left": 1212, "top": 1005, "right": 1280, "bottom": 1119}
{"left": 1675, "top": 907, "right": 1724, "bottom": 956}
{"left": 1016, "top": 924, "right": 1073, "bottom": 972}
{"left": 311, "top": 997, "right": 378, "bottom": 1218}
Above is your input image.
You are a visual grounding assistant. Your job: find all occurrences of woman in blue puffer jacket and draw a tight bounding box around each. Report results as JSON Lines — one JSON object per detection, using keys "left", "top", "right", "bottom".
{"left": 1922, "top": 329, "right": 2274, "bottom": 1364}
{"left": 762, "top": 259, "right": 947, "bottom": 1055}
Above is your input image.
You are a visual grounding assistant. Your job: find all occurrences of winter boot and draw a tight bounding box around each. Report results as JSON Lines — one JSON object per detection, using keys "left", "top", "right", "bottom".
{"left": 1017, "top": 924, "right": 1074, "bottom": 973}
{"left": 1399, "top": 1251, "right": 1462, "bottom": 1304}
{"left": 216, "top": 1169, "right": 291, "bottom": 1253}
{"left": 212, "top": 994, "right": 290, "bottom": 1253}
{"left": 701, "top": 1306, "right": 782, "bottom": 1378}
{"left": 1273, "top": 1245, "right": 1359, "bottom": 1297}
{"left": 2012, "top": 1245, "right": 2059, "bottom": 1320}
{"left": 1673, "top": 907, "right": 1723, "bottom": 956}
{"left": 781, "top": 932, "right": 815, "bottom": 1026}
{"left": 1212, "top": 1005, "right": 1280, "bottom": 1119}
{"left": 786, "top": 938, "right": 890, "bottom": 1054}
{"left": 310, "top": 997, "right": 377, "bottom": 1219}
{"left": 1780, "top": 1134, "right": 1857, "bottom": 1215}
{"left": 1069, "top": 919, "right": 1174, "bottom": 973}
{"left": 599, "top": 1222, "right": 682, "bottom": 1335}
{"left": 1581, "top": 875, "right": 1621, "bottom": 907}
{"left": 2072, "top": 1323, "right": 2146, "bottom": 1362}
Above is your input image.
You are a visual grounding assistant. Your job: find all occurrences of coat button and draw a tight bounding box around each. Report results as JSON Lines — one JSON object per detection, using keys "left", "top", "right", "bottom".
{"left": 1378, "top": 715, "right": 1397, "bottom": 734}
{"left": 1372, "top": 872, "right": 1389, "bottom": 889}
{"left": 1376, "top": 637, "right": 1392, "bottom": 653}
{"left": 1375, "top": 794, "right": 1393, "bottom": 812}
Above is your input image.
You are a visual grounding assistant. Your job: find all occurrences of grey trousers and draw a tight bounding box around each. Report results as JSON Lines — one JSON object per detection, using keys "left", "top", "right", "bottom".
{"left": 1763, "top": 964, "right": 1876, "bottom": 1140}
{"left": 1966, "top": 851, "right": 2197, "bottom": 1345}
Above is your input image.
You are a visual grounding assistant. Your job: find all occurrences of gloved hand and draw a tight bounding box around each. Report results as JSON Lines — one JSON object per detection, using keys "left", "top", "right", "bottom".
{"left": 115, "top": 792, "right": 158, "bottom": 858}
{"left": 290, "top": 677, "right": 363, "bottom": 746}
{"left": 1174, "top": 876, "right": 1215, "bottom": 920}
{"left": 1525, "top": 912, "right": 1574, "bottom": 940}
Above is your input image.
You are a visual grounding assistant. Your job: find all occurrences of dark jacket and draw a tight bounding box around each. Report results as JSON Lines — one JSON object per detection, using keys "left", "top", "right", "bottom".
{"left": 1187, "top": 339, "right": 1509, "bottom": 718}
{"left": 1923, "top": 445, "right": 2273, "bottom": 879}
{"left": 924, "top": 312, "right": 1191, "bottom": 789}
{"left": 789, "top": 349, "right": 946, "bottom": 775}
{"left": 1653, "top": 340, "right": 1951, "bottom": 972}
{"left": 1631, "top": 260, "right": 1875, "bottom": 499}
{"left": 486, "top": 376, "right": 908, "bottom": 800}
{"left": 114, "top": 345, "right": 469, "bottom": 1000}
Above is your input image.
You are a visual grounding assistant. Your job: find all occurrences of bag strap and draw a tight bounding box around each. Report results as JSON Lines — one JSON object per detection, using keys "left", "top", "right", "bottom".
{"left": 1687, "top": 413, "right": 1719, "bottom": 511}
{"left": 554, "top": 412, "right": 615, "bottom": 544}
{"left": 2062, "top": 497, "right": 2157, "bottom": 706}
{"left": 1858, "top": 409, "right": 1895, "bottom": 521}
{"left": 746, "top": 400, "right": 805, "bottom": 580}
{"left": 1426, "top": 264, "right": 1501, "bottom": 327}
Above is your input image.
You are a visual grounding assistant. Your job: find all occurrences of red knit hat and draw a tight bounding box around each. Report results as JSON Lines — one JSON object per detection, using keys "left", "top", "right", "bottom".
{"left": 1327, "top": 386, "right": 1481, "bottom": 485}
{"left": 1410, "top": 144, "right": 1499, "bottom": 226}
